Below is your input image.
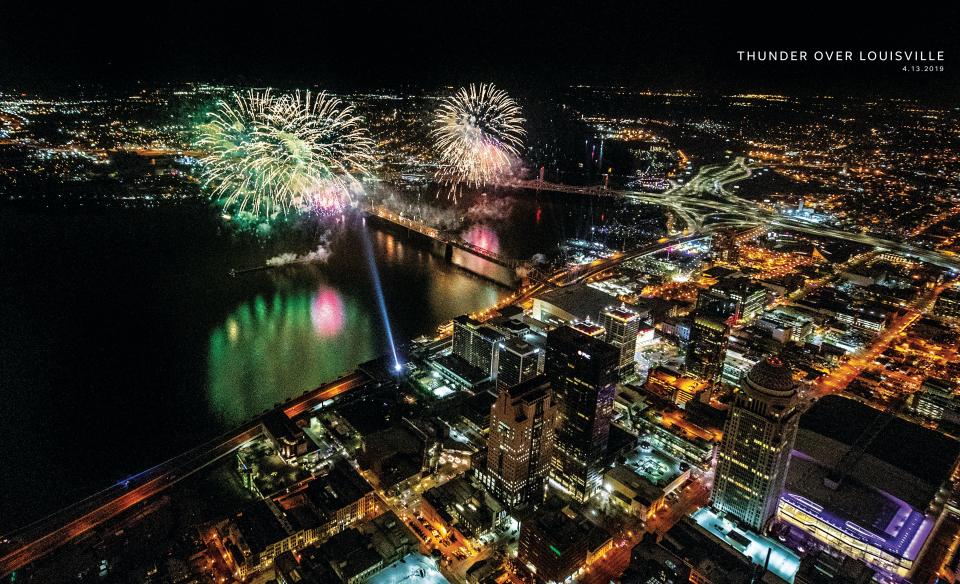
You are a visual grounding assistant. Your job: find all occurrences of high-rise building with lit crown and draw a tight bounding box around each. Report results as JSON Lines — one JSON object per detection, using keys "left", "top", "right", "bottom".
{"left": 485, "top": 376, "right": 558, "bottom": 508}
{"left": 546, "top": 326, "right": 619, "bottom": 502}
{"left": 600, "top": 304, "right": 641, "bottom": 375}
{"left": 570, "top": 320, "right": 605, "bottom": 338}
{"left": 711, "top": 356, "right": 800, "bottom": 531}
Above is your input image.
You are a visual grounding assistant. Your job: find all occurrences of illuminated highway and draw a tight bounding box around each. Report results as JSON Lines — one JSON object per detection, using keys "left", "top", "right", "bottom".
{"left": 0, "top": 423, "right": 262, "bottom": 577}
{"left": 0, "top": 372, "right": 370, "bottom": 578}
{"left": 518, "top": 158, "right": 960, "bottom": 271}
{"left": 283, "top": 371, "right": 369, "bottom": 418}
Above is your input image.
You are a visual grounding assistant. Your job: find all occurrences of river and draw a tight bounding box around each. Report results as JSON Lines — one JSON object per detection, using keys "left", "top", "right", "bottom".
{"left": 0, "top": 191, "right": 647, "bottom": 531}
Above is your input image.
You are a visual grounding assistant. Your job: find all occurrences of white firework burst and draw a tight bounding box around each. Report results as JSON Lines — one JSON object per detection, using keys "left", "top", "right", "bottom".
{"left": 431, "top": 83, "right": 525, "bottom": 199}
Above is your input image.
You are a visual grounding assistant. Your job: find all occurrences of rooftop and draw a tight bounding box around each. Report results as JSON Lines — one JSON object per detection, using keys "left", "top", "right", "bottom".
{"left": 366, "top": 553, "right": 449, "bottom": 584}
{"left": 506, "top": 375, "right": 552, "bottom": 406}
{"left": 527, "top": 504, "right": 603, "bottom": 556}
{"left": 605, "top": 465, "right": 666, "bottom": 506}
{"left": 305, "top": 459, "right": 373, "bottom": 519}
{"left": 745, "top": 357, "right": 798, "bottom": 397}
{"left": 501, "top": 333, "right": 544, "bottom": 356}
{"left": 570, "top": 320, "right": 606, "bottom": 337}
{"left": 690, "top": 507, "right": 800, "bottom": 583}
{"left": 232, "top": 501, "right": 288, "bottom": 557}
{"left": 780, "top": 485, "right": 933, "bottom": 561}
{"left": 622, "top": 443, "right": 685, "bottom": 488}
{"left": 798, "top": 395, "right": 960, "bottom": 492}
{"left": 602, "top": 304, "right": 641, "bottom": 322}
{"left": 535, "top": 284, "right": 626, "bottom": 320}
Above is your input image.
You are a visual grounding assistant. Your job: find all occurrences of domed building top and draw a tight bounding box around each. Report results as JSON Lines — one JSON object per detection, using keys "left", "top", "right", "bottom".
{"left": 744, "top": 356, "right": 798, "bottom": 399}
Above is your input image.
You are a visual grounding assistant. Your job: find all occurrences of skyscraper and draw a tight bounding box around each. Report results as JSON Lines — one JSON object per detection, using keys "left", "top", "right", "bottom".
{"left": 600, "top": 304, "right": 641, "bottom": 376}
{"left": 684, "top": 279, "right": 759, "bottom": 385}
{"left": 546, "top": 326, "right": 619, "bottom": 502}
{"left": 485, "top": 376, "right": 558, "bottom": 508}
{"left": 711, "top": 356, "right": 800, "bottom": 531}
{"left": 452, "top": 315, "right": 505, "bottom": 380}
{"left": 685, "top": 315, "right": 730, "bottom": 384}
{"left": 497, "top": 336, "right": 544, "bottom": 390}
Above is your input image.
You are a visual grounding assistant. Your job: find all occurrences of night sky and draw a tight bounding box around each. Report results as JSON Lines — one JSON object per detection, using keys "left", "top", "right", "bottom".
{"left": 2, "top": 2, "right": 959, "bottom": 99}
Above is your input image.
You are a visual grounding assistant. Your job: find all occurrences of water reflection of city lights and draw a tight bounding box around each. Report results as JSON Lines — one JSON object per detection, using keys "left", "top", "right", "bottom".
{"left": 311, "top": 286, "right": 346, "bottom": 338}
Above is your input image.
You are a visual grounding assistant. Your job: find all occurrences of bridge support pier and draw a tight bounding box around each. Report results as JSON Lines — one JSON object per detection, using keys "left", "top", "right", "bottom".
{"left": 429, "top": 239, "right": 453, "bottom": 261}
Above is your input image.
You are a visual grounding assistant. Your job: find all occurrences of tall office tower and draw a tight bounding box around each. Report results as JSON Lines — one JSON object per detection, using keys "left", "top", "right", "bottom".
{"left": 452, "top": 315, "right": 505, "bottom": 380}
{"left": 696, "top": 277, "right": 767, "bottom": 324}
{"left": 600, "top": 304, "right": 641, "bottom": 376}
{"left": 546, "top": 326, "right": 619, "bottom": 502}
{"left": 685, "top": 315, "right": 731, "bottom": 384}
{"left": 497, "top": 336, "right": 544, "bottom": 390}
{"left": 711, "top": 356, "right": 800, "bottom": 531}
{"left": 485, "top": 376, "right": 558, "bottom": 508}
{"left": 686, "top": 279, "right": 756, "bottom": 384}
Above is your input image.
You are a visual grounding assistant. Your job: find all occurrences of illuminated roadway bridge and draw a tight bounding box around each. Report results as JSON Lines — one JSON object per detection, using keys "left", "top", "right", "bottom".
{"left": 364, "top": 204, "right": 529, "bottom": 269}
{"left": 0, "top": 371, "right": 370, "bottom": 578}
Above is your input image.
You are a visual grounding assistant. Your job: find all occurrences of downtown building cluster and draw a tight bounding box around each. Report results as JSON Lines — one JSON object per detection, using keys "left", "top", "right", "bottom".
{"left": 14, "top": 222, "right": 960, "bottom": 584}
{"left": 7, "top": 86, "right": 960, "bottom": 584}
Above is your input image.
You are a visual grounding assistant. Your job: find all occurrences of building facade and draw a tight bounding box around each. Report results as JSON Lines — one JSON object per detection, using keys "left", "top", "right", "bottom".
{"left": 685, "top": 315, "right": 731, "bottom": 385}
{"left": 497, "top": 336, "right": 544, "bottom": 389}
{"left": 518, "top": 501, "right": 611, "bottom": 583}
{"left": 600, "top": 304, "right": 642, "bottom": 376}
{"left": 485, "top": 376, "right": 559, "bottom": 508}
{"left": 453, "top": 314, "right": 505, "bottom": 380}
{"left": 711, "top": 357, "right": 800, "bottom": 531}
{"left": 696, "top": 277, "right": 767, "bottom": 324}
{"left": 547, "top": 326, "right": 619, "bottom": 502}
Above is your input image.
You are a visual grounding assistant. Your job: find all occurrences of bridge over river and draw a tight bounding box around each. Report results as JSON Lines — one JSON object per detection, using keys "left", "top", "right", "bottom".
{"left": 363, "top": 204, "right": 529, "bottom": 286}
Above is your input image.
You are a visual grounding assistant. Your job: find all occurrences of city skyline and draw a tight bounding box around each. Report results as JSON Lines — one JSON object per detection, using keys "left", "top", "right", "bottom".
{"left": 3, "top": 6, "right": 960, "bottom": 584}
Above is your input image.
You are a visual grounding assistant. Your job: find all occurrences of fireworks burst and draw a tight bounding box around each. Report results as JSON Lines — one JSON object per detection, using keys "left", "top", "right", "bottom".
{"left": 431, "top": 83, "right": 525, "bottom": 199}
{"left": 197, "top": 89, "right": 374, "bottom": 218}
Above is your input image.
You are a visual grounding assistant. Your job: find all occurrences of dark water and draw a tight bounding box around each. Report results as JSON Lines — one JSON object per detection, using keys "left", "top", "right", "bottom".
{"left": 0, "top": 193, "right": 640, "bottom": 532}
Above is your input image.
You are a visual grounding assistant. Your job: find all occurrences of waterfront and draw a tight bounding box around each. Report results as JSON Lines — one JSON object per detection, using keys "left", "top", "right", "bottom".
{"left": 0, "top": 193, "right": 640, "bottom": 532}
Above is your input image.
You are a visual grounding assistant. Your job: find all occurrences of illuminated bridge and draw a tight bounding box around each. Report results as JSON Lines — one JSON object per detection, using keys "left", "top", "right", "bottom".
{"left": 503, "top": 177, "right": 623, "bottom": 197}
{"left": 364, "top": 204, "right": 528, "bottom": 270}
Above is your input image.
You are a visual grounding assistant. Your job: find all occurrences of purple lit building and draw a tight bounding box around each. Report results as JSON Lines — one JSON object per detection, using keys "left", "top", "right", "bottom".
{"left": 777, "top": 395, "right": 960, "bottom": 579}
